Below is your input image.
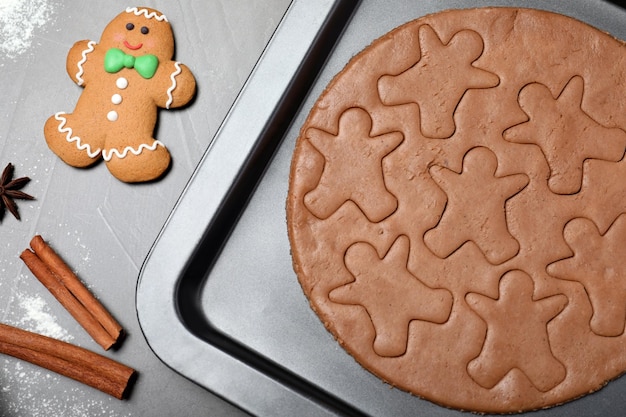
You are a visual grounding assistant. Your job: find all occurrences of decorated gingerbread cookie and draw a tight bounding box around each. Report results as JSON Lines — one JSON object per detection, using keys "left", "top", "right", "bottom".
{"left": 44, "top": 7, "right": 196, "bottom": 183}
{"left": 287, "top": 7, "right": 626, "bottom": 413}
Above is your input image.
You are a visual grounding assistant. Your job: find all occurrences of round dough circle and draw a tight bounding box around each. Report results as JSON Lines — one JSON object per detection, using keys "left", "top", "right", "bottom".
{"left": 287, "top": 7, "right": 626, "bottom": 413}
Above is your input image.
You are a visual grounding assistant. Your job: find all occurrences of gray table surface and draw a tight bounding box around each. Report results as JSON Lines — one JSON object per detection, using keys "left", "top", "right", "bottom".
{"left": 0, "top": 0, "right": 290, "bottom": 415}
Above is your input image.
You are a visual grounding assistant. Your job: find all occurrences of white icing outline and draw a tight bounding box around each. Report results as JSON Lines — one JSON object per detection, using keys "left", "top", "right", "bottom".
{"left": 76, "top": 41, "right": 96, "bottom": 86}
{"left": 54, "top": 112, "right": 101, "bottom": 158}
{"left": 165, "top": 62, "right": 182, "bottom": 109}
{"left": 102, "top": 140, "right": 166, "bottom": 161}
{"left": 125, "top": 7, "right": 168, "bottom": 22}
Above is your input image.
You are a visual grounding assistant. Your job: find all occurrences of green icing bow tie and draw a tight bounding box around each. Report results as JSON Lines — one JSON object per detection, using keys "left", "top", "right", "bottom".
{"left": 104, "top": 48, "right": 159, "bottom": 79}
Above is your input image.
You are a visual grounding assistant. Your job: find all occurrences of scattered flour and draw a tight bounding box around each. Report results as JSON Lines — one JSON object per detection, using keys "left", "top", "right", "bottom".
{"left": 0, "top": 293, "right": 130, "bottom": 416}
{"left": 17, "top": 294, "right": 72, "bottom": 341}
{"left": 0, "top": 359, "right": 130, "bottom": 417}
{"left": 0, "top": 0, "right": 54, "bottom": 59}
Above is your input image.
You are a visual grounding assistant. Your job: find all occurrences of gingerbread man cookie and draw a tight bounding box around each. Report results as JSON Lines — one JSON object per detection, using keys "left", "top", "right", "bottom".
{"left": 44, "top": 7, "right": 196, "bottom": 182}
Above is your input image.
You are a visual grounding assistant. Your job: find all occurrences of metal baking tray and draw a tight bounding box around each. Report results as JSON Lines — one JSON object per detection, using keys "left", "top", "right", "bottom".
{"left": 136, "top": 0, "right": 626, "bottom": 415}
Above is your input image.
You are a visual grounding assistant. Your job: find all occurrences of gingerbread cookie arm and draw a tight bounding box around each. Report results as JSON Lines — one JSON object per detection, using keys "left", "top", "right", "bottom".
{"left": 153, "top": 61, "right": 196, "bottom": 109}
{"left": 65, "top": 40, "right": 100, "bottom": 87}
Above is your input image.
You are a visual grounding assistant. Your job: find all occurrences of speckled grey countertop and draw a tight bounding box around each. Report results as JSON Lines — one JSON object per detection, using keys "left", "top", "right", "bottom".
{"left": 0, "top": 1, "right": 289, "bottom": 415}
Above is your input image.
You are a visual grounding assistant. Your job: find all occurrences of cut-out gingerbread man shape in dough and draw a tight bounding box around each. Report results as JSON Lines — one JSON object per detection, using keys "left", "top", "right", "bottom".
{"left": 424, "top": 147, "right": 529, "bottom": 265}
{"left": 378, "top": 25, "right": 499, "bottom": 139}
{"left": 503, "top": 76, "right": 626, "bottom": 194}
{"left": 330, "top": 235, "right": 453, "bottom": 357}
{"left": 466, "top": 270, "right": 568, "bottom": 392}
{"left": 547, "top": 215, "right": 626, "bottom": 337}
{"left": 44, "top": 7, "right": 196, "bottom": 182}
{"left": 578, "top": 158, "right": 626, "bottom": 233}
{"left": 304, "top": 107, "right": 403, "bottom": 222}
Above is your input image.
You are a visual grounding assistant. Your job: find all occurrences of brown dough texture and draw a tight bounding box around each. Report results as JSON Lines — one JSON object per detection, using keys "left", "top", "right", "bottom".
{"left": 286, "top": 7, "right": 626, "bottom": 413}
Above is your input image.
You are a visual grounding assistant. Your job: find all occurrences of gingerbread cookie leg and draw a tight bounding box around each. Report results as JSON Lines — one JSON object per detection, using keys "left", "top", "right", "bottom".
{"left": 103, "top": 137, "right": 171, "bottom": 183}
{"left": 44, "top": 112, "right": 104, "bottom": 168}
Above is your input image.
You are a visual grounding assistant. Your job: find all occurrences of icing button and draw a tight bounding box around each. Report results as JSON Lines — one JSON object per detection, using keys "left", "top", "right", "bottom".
{"left": 116, "top": 77, "right": 128, "bottom": 89}
{"left": 107, "top": 110, "right": 119, "bottom": 122}
{"left": 111, "top": 94, "right": 122, "bottom": 105}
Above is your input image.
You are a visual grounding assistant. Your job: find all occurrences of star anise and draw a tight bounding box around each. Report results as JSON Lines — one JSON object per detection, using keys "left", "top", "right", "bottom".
{"left": 0, "top": 163, "right": 34, "bottom": 221}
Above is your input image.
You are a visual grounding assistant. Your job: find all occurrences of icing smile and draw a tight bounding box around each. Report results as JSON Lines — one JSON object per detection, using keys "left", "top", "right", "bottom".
{"left": 123, "top": 40, "right": 142, "bottom": 50}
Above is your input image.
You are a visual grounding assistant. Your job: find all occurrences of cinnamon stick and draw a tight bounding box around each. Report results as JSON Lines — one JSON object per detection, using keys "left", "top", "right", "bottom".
{"left": 29, "top": 235, "right": 123, "bottom": 341}
{"left": 0, "top": 323, "right": 135, "bottom": 399}
{"left": 20, "top": 236, "right": 123, "bottom": 350}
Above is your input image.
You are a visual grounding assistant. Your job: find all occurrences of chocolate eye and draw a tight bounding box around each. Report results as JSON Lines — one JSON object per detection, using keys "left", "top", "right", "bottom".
{"left": 140, "top": 26, "right": 149, "bottom": 35}
{"left": 126, "top": 23, "right": 135, "bottom": 30}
